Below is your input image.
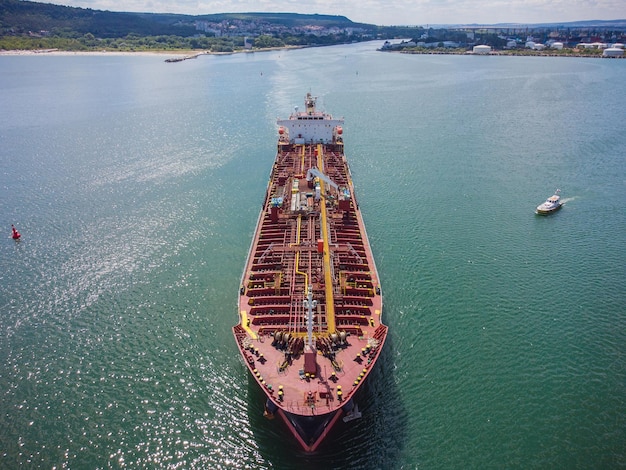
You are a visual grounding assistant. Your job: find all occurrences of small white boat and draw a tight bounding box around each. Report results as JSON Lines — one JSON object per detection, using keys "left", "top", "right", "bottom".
{"left": 536, "top": 189, "right": 563, "bottom": 215}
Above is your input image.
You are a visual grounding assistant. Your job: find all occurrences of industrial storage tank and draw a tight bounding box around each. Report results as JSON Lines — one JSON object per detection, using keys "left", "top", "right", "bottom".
{"left": 473, "top": 45, "right": 491, "bottom": 54}
{"left": 603, "top": 47, "right": 624, "bottom": 58}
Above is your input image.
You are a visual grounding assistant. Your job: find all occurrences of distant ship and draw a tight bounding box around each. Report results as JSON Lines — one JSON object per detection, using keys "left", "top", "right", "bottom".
{"left": 233, "top": 93, "right": 388, "bottom": 452}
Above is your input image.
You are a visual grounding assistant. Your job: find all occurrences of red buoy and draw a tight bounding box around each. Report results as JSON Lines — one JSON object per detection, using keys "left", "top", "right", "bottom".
{"left": 11, "top": 224, "right": 21, "bottom": 240}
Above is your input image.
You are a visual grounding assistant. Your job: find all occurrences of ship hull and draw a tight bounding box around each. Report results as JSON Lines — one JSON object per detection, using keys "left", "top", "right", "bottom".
{"left": 277, "top": 408, "right": 343, "bottom": 452}
{"left": 234, "top": 93, "right": 387, "bottom": 452}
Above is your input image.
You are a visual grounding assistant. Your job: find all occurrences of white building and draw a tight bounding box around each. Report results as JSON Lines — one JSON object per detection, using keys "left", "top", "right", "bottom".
{"left": 472, "top": 45, "right": 491, "bottom": 54}
{"left": 577, "top": 42, "right": 608, "bottom": 49}
{"left": 603, "top": 47, "right": 624, "bottom": 57}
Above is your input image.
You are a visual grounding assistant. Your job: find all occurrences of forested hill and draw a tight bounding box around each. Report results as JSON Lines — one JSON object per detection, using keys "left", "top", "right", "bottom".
{"left": 168, "top": 12, "right": 361, "bottom": 28}
{"left": 0, "top": 0, "right": 369, "bottom": 37}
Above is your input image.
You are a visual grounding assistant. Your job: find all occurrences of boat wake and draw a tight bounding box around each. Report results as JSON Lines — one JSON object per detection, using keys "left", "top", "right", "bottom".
{"left": 560, "top": 197, "right": 577, "bottom": 204}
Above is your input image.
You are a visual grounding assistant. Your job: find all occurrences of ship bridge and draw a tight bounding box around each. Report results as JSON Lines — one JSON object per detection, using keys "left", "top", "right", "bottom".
{"left": 277, "top": 93, "right": 344, "bottom": 144}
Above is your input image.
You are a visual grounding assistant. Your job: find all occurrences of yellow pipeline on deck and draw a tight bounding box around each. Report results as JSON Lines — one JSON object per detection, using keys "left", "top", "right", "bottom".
{"left": 317, "top": 144, "right": 336, "bottom": 334}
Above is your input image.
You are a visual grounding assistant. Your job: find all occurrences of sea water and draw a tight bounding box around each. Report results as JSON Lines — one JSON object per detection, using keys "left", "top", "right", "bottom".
{"left": 1, "top": 43, "right": 625, "bottom": 469}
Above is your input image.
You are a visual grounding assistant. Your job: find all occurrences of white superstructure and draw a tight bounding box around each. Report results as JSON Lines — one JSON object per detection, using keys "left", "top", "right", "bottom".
{"left": 277, "top": 93, "right": 344, "bottom": 144}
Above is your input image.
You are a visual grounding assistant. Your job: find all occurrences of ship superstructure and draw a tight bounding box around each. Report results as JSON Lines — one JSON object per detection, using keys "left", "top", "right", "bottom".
{"left": 234, "top": 93, "right": 387, "bottom": 452}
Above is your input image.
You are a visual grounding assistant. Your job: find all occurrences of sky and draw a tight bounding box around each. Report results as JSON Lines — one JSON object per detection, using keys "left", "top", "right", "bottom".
{"left": 37, "top": 0, "right": 624, "bottom": 26}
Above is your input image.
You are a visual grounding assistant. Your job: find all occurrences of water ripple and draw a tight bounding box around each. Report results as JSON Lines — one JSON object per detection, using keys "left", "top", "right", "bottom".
{"left": 1, "top": 48, "right": 625, "bottom": 469}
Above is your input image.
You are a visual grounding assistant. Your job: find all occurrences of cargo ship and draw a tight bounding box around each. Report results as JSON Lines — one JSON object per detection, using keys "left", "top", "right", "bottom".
{"left": 233, "top": 93, "right": 387, "bottom": 452}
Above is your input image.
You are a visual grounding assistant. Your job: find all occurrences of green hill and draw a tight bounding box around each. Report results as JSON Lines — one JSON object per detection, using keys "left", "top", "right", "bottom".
{"left": 0, "top": 0, "right": 367, "bottom": 38}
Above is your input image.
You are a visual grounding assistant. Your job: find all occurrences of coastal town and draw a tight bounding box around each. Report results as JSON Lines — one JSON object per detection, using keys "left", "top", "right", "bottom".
{"left": 1, "top": 1, "right": 625, "bottom": 55}
{"left": 380, "top": 25, "right": 625, "bottom": 57}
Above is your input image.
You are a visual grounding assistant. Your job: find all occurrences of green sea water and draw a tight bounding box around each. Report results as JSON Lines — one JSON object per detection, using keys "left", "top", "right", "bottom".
{"left": 1, "top": 43, "right": 625, "bottom": 469}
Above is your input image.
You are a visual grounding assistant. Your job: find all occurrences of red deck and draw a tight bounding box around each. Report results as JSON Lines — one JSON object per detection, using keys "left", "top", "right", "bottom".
{"left": 234, "top": 94, "right": 387, "bottom": 451}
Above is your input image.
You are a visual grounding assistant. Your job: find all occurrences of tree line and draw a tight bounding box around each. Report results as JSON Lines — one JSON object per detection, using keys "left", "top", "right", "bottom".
{"left": 0, "top": 31, "right": 386, "bottom": 53}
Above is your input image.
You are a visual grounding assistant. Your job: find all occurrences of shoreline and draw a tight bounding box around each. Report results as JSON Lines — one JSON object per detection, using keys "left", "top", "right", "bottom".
{"left": 382, "top": 49, "right": 623, "bottom": 59}
{"left": 0, "top": 49, "right": 206, "bottom": 57}
{"left": 0, "top": 45, "right": 303, "bottom": 57}
{"left": 3, "top": 46, "right": 619, "bottom": 59}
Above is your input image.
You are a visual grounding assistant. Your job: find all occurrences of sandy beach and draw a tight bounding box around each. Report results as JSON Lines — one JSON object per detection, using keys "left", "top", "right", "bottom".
{"left": 0, "top": 46, "right": 301, "bottom": 57}
{"left": 0, "top": 49, "right": 201, "bottom": 56}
